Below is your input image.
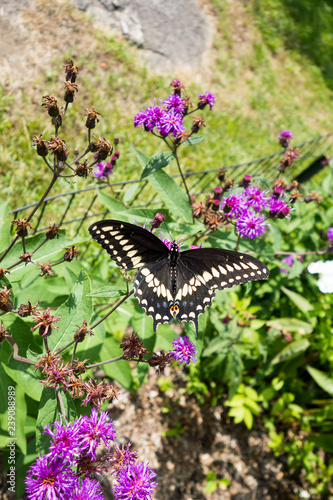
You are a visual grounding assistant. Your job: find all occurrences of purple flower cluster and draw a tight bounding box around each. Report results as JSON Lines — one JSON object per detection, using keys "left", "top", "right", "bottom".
{"left": 133, "top": 86, "right": 215, "bottom": 138}
{"left": 25, "top": 409, "right": 158, "bottom": 500}
{"left": 93, "top": 161, "right": 114, "bottom": 180}
{"left": 170, "top": 335, "right": 197, "bottom": 365}
{"left": 278, "top": 130, "right": 293, "bottom": 148}
{"left": 279, "top": 254, "right": 303, "bottom": 274}
{"left": 221, "top": 182, "right": 292, "bottom": 239}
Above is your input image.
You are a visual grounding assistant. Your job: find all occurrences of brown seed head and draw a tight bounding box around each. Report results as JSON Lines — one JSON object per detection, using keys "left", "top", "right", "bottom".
{"left": 0, "top": 286, "right": 13, "bottom": 312}
{"left": 88, "top": 137, "right": 113, "bottom": 161}
{"left": 31, "top": 307, "right": 60, "bottom": 337}
{"left": 37, "top": 262, "right": 54, "bottom": 277}
{"left": 19, "top": 253, "right": 32, "bottom": 265}
{"left": 63, "top": 246, "right": 78, "bottom": 262}
{"left": 46, "top": 224, "right": 60, "bottom": 240}
{"left": 64, "top": 81, "right": 79, "bottom": 103}
{"left": 204, "top": 212, "right": 225, "bottom": 231}
{"left": 0, "top": 268, "right": 10, "bottom": 280}
{"left": 120, "top": 332, "right": 149, "bottom": 360}
{"left": 191, "top": 116, "right": 206, "bottom": 134}
{"left": 85, "top": 107, "right": 102, "bottom": 129}
{"left": 148, "top": 350, "right": 173, "bottom": 373}
{"left": 0, "top": 320, "right": 11, "bottom": 343}
{"left": 32, "top": 134, "right": 49, "bottom": 157}
{"left": 63, "top": 59, "right": 81, "bottom": 83}
{"left": 18, "top": 300, "right": 40, "bottom": 317}
{"left": 42, "top": 95, "right": 60, "bottom": 117}
{"left": 191, "top": 201, "right": 206, "bottom": 219}
{"left": 47, "top": 137, "right": 68, "bottom": 162}
{"left": 74, "top": 320, "right": 93, "bottom": 343}
{"left": 12, "top": 218, "right": 33, "bottom": 237}
{"left": 74, "top": 160, "right": 91, "bottom": 178}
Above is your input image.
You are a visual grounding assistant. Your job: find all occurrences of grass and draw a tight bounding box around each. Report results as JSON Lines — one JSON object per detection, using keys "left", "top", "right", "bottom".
{"left": 1, "top": 0, "right": 333, "bottom": 226}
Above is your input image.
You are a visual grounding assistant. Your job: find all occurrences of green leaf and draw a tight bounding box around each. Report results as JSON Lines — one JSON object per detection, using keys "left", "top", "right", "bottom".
{"left": 123, "top": 182, "right": 140, "bottom": 204}
{"left": 1, "top": 362, "right": 43, "bottom": 402}
{"left": 271, "top": 339, "right": 310, "bottom": 365}
{"left": 309, "top": 435, "right": 333, "bottom": 453}
{"left": 0, "top": 201, "right": 11, "bottom": 250}
{"left": 148, "top": 169, "right": 192, "bottom": 223}
{"left": 141, "top": 151, "right": 175, "bottom": 179}
{"left": 281, "top": 286, "right": 313, "bottom": 313}
{"left": 87, "top": 286, "right": 127, "bottom": 298}
{"left": 96, "top": 189, "right": 127, "bottom": 214}
{"left": 307, "top": 366, "right": 333, "bottom": 396}
{"left": 183, "top": 136, "right": 205, "bottom": 146}
{"left": 131, "top": 146, "right": 149, "bottom": 168}
{"left": 48, "top": 269, "right": 92, "bottom": 352}
{"left": 15, "top": 385, "right": 27, "bottom": 454}
{"left": 266, "top": 318, "right": 313, "bottom": 334}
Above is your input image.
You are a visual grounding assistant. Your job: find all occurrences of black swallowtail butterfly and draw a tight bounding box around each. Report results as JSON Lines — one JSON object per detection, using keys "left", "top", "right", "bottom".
{"left": 89, "top": 220, "right": 270, "bottom": 336}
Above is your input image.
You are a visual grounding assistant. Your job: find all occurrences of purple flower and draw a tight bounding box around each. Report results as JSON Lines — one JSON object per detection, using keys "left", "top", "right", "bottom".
{"left": 278, "top": 130, "right": 293, "bottom": 140}
{"left": 25, "top": 456, "right": 76, "bottom": 500}
{"left": 278, "top": 130, "right": 293, "bottom": 148}
{"left": 93, "top": 162, "right": 113, "bottom": 180}
{"left": 236, "top": 211, "right": 268, "bottom": 239}
{"left": 170, "top": 335, "right": 197, "bottom": 365}
{"left": 110, "top": 443, "right": 139, "bottom": 475}
{"left": 268, "top": 197, "right": 291, "bottom": 219}
{"left": 279, "top": 255, "right": 294, "bottom": 274}
{"left": 44, "top": 416, "right": 84, "bottom": 464}
{"left": 134, "top": 105, "right": 166, "bottom": 132}
{"left": 189, "top": 243, "right": 202, "bottom": 250}
{"left": 158, "top": 108, "right": 185, "bottom": 137}
{"left": 163, "top": 94, "right": 185, "bottom": 115}
{"left": 113, "top": 461, "right": 158, "bottom": 500}
{"left": 221, "top": 193, "right": 245, "bottom": 218}
{"left": 79, "top": 408, "right": 116, "bottom": 460}
{"left": 327, "top": 227, "right": 333, "bottom": 243}
{"left": 243, "top": 186, "right": 269, "bottom": 212}
{"left": 71, "top": 478, "right": 104, "bottom": 500}
{"left": 198, "top": 91, "right": 216, "bottom": 110}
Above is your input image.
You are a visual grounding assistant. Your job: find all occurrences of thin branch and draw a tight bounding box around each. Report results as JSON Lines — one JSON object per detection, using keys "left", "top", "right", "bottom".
{"left": 90, "top": 290, "right": 134, "bottom": 330}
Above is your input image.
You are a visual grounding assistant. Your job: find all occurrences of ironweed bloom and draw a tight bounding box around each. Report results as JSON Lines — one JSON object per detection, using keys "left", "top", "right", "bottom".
{"left": 113, "top": 461, "right": 158, "bottom": 500}
{"left": 278, "top": 130, "right": 293, "bottom": 148}
{"left": 25, "top": 456, "right": 76, "bottom": 500}
{"left": 170, "top": 335, "right": 197, "bottom": 365}
{"left": 197, "top": 91, "right": 216, "bottom": 110}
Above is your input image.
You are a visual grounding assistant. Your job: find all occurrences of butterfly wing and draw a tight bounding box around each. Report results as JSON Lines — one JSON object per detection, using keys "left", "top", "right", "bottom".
{"left": 133, "top": 261, "right": 175, "bottom": 332}
{"left": 88, "top": 220, "right": 169, "bottom": 270}
{"left": 174, "top": 248, "right": 270, "bottom": 334}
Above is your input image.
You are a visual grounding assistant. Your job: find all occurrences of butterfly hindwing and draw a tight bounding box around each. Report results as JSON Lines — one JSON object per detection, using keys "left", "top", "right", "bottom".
{"left": 133, "top": 262, "right": 174, "bottom": 331}
{"left": 89, "top": 220, "right": 169, "bottom": 270}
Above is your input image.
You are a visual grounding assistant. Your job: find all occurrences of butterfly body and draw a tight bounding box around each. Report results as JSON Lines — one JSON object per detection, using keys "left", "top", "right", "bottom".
{"left": 89, "top": 220, "right": 270, "bottom": 336}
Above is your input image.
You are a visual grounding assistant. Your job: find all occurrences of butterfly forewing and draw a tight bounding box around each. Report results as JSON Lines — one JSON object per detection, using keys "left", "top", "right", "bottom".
{"left": 89, "top": 220, "right": 169, "bottom": 270}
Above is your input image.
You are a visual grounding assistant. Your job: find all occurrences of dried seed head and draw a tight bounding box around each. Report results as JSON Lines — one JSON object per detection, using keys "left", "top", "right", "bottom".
{"left": 42, "top": 95, "right": 60, "bottom": 117}
{"left": 63, "top": 246, "right": 78, "bottom": 262}
{"left": 74, "top": 320, "right": 93, "bottom": 343}
{"left": 169, "top": 79, "right": 185, "bottom": 96}
{"left": 12, "top": 219, "right": 33, "bottom": 237}
{"left": 32, "top": 134, "right": 49, "bottom": 157}
{"left": 85, "top": 107, "right": 102, "bottom": 129}
{"left": 46, "top": 223, "right": 60, "bottom": 240}
{"left": 18, "top": 300, "right": 40, "bottom": 317}
{"left": 47, "top": 137, "right": 68, "bottom": 162}
{"left": 74, "top": 160, "right": 91, "bottom": 178}
{"left": 19, "top": 253, "right": 32, "bottom": 265}
{"left": 120, "top": 332, "right": 149, "bottom": 360}
{"left": 63, "top": 59, "right": 81, "bottom": 83}
{"left": 191, "top": 116, "right": 206, "bottom": 134}
{"left": 148, "top": 350, "right": 173, "bottom": 373}
{"left": 37, "top": 262, "right": 54, "bottom": 277}
{"left": 88, "top": 137, "right": 113, "bottom": 161}
{"left": 0, "top": 286, "right": 13, "bottom": 312}
{"left": 31, "top": 308, "right": 60, "bottom": 337}
{"left": 64, "top": 81, "right": 79, "bottom": 103}
{"left": 0, "top": 268, "right": 10, "bottom": 280}
{"left": 0, "top": 320, "right": 11, "bottom": 343}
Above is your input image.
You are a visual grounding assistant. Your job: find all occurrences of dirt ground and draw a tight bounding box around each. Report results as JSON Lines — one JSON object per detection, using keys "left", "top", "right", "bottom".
{"left": 108, "top": 367, "right": 303, "bottom": 500}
